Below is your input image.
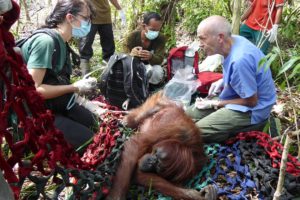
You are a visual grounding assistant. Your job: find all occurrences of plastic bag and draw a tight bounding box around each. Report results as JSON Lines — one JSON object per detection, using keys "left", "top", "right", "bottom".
{"left": 163, "top": 68, "right": 200, "bottom": 109}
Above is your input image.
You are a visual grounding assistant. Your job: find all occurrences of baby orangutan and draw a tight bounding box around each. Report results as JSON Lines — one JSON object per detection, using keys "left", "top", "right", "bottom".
{"left": 106, "top": 92, "right": 217, "bottom": 200}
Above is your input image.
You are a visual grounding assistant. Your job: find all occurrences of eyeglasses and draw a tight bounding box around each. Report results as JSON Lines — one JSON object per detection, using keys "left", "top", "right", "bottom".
{"left": 76, "top": 13, "right": 91, "bottom": 24}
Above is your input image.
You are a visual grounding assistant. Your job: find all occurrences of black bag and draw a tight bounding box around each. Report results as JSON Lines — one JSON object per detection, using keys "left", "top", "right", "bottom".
{"left": 99, "top": 53, "right": 149, "bottom": 110}
{"left": 16, "top": 28, "right": 80, "bottom": 113}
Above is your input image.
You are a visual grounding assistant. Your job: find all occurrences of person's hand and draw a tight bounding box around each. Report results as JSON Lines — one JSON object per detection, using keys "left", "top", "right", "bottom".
{"left": 73, "top": 77, "right": 97, "bottom": 93}
{"left": 139, "top": 50, "right": 152, "bottom": 61}
{"left": 82, "top": 100, "right": 108, "bottom": 117}
{"left": 130, "top": 46, "right": 142, "bottom": 57}
{"left": 118, "top": 10, "right": 126, "bottom": 27}
{"left": 0, "top": 0, "right": 13, "bottom": 15}
{"left": 76, "top": 95, "right": 107, "bottom": 117}
{"left": 208, "top": 78, "right": 223, "bottom": 98}
{"left": 268, "top": 24, "right": 279, "bottom": 43}
{"left": 195, "top": 98, "right": 220, "bottom": 110}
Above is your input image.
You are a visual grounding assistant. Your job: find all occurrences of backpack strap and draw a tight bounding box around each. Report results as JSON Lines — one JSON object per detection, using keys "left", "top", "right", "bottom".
{"left": 66, "top": 43, "right": 80, "bottom": 68}
{"left": 121, "top": 54, "right": 144, "bottom": 105}
{"left": 99, "top": 54, "right": 121, "bottom": 97}
{"left": 16, "top": 28, "right": 61, "bottom": 69}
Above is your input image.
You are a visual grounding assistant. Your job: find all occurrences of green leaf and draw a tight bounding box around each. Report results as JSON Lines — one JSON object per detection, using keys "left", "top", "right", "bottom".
{"left": 288, "top": 63, "right": 300, "bottom": 79}
{"left": 278, "top": 56, "right": 300, "bottom": 76}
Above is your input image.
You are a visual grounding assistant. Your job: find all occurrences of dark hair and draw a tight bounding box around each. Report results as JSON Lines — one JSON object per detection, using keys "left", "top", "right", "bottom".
{"left": 143, "top": 12, "right": 161, "bottom": 25}
{"left": 43, "top": 0, "right": 94, "bottom": 28}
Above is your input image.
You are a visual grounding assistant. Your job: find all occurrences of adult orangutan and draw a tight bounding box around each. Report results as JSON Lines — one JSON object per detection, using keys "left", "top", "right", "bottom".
{"left": 106, "top": 92, "right": 217, "bottom": 200}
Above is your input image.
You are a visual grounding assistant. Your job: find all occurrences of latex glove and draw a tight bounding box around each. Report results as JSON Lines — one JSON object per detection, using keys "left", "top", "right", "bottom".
{"left": 73, "top": 77, "right": 97, "bottom": 93}
{"left": 268, "top": 24, "right": 279, "bottom": 43}
{"left": 0, "top": 0, "right": 13, "bottom": 15}
{"left": 198, "top": 54, "right": 224, "bottom": 72}
{"left": 195, "top": 98, "right": 219, "bottom": 110}
{"left": 208, "top": 78, "right": 223, "bottom": 98}
{"left": 76, "top": 96, "right": 107, "bottom": 117}
{"left": 118, "top": 10, "right": 126, "bottom": 26}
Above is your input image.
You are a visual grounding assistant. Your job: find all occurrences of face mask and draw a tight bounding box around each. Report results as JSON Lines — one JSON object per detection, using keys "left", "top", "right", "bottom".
{"left": 72, "top": 19, "right": 91, "bottom": 38}
{"left": 145, "top": 30, "right": 159, "bottom": 40}
{"left": 0, "top": 0, "right": 12, "bottom": 15}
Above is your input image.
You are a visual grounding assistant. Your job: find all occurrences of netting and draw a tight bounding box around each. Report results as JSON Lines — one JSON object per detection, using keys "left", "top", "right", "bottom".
{"left": 1, "top": 3, "right": 300, "bottom": 199}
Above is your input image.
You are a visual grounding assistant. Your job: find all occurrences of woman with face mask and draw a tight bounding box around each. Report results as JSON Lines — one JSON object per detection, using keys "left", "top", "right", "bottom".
{"left": 123, "top": 12, "right": 166, "bottom": 86}
{"left": 20, "top": 0, "right": 106, "bottom": 149}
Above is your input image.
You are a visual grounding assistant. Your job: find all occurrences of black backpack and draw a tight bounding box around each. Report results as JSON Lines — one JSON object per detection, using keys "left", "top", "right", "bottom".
{"left": 99, "top": 53, "right": 149, "bottom": 110}
{"left": 16, "top": 28, "right": 80, "bottom": 112}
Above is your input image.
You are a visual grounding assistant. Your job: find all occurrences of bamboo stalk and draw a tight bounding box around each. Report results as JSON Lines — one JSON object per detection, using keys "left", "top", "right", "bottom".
{"left": 231, "top": 0, "right": 242, "bottom": 34}
{"left": 273, "top": 133, "right": 291, "bottom": 200}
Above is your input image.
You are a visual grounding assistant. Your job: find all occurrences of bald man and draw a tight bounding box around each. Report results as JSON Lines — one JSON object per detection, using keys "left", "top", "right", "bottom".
{"left": 186, "top": 16, "right": 276, "bottom": 143}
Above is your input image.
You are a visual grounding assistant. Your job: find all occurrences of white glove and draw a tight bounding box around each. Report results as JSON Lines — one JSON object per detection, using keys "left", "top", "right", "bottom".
{"left": 0, "top": 0, "right": 13, "bottom": 15}
{"left": 208, "top": 78, "right": 223, "bottom": 98}
{"left": 76, "top": 96, "right": 107, "bottom": 117}
{"left": 73, "top": 77, "right": 97, "bottom": 93}
{"left": 268, "top": 24, "right": 279, "bottom": 43}
{"left": 118, "top": 10, "right": 126, "bottom": 26}
{"left": 195, "top": 98, "right": 219, "bottom": 110}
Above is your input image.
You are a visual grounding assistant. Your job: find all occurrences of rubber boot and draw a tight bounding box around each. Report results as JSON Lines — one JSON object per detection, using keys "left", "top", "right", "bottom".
{"left": 80, "top": 59, "right": 90, "bottom": 76}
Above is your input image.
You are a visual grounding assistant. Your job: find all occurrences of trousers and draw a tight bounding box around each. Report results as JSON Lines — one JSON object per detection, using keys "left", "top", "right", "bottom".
{"left": 54, "top": 103, "right": 96, "bottom": 149}
{"left": 79, "top": 23, "right": 115, "bottom": 61}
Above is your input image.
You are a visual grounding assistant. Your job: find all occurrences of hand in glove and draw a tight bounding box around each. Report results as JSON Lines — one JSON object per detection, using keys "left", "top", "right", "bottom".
{"left": 118, "top": 10, "right": 126, "bottom": 26}
{"left": 73, "top": 77, "right": 97, "bottom": 93}
{"left": 268, "top": 24, "right": 279, "bottom": 43}
{"left": 0, "top": 0, "right": 13, "bottom": 15}
{"left": 208, "top": 78, "right": 223, "bottom": 98}
{"left": 195, "top": 98, "right": 220, "bottom": 110}
{"left": 76, "top": 96, "right": 107, "bottom": 117}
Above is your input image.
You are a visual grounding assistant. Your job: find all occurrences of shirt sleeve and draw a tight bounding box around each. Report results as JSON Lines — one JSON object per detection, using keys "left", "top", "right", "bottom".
{"left": 149, "top": 34, "right": 166, "bottom": 65}
{"left": 26, "top": 34, "right": 55, "bottom": 69}
{"left": 123, "top": 32, "right": 137, "bottom": 53}
{"left": 275, "top": 0, "right": 284, "bottom": 7}
{"left": 229, "top": 57, "right": 257, "bottom": 98}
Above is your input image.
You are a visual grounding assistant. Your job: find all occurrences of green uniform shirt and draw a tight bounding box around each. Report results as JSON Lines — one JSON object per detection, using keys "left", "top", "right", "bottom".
{"left": 91, "top": 0, "right": 112, "bottom": 24}
{"left": 21, "top": 31, "right": 68, "bottom": 75}
{"left": 123, "top": 30, "right": 166, "bottom": 65}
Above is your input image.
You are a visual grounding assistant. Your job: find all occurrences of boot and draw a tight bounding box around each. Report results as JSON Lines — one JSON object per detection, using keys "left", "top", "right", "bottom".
{"left": 80, "top": 59, "right": 90, "bottom": 76}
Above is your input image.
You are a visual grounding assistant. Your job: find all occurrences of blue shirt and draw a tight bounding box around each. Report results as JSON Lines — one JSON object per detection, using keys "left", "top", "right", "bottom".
{"left": 220, "top": 35, "right": 276, "bottom": 124}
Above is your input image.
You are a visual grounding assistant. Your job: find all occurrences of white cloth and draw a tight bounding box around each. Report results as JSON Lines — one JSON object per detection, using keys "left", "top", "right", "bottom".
{"left": 145, "top": 64, "right": 164, "bottom": 85}
{"left": 198, "top": 54, "right": 224, "bottom": 72}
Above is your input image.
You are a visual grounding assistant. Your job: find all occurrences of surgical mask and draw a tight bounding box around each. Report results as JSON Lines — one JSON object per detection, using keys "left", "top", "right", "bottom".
{"left": 145, "top": 30, "right": 159, "bottom": 40}
{"left": 0, "top": 0, "right": 12, "bottom": 15}
{"left": 72, "top": 19, "right": 91, "bottom": 38}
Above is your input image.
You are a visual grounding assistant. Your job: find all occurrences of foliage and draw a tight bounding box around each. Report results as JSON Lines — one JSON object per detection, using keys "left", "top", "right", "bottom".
{"left": 180, "top": 0, "right": 231, "bottom": 34}
{"left": 280, "top": 5, "right": 300, "bottom": 49}
{"left": 120, "top": 0, "right": 231, "bottom": 53}
{"left": 258, "top": 4, "right": 300, "bottom": 91}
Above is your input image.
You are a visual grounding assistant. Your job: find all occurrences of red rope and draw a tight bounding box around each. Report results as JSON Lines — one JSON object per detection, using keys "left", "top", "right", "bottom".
{"left": 81, "top": 97, "right": 125, "bottom": 168}
{"left": 0, "top": 2, "right": 85, "bottom": 198}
